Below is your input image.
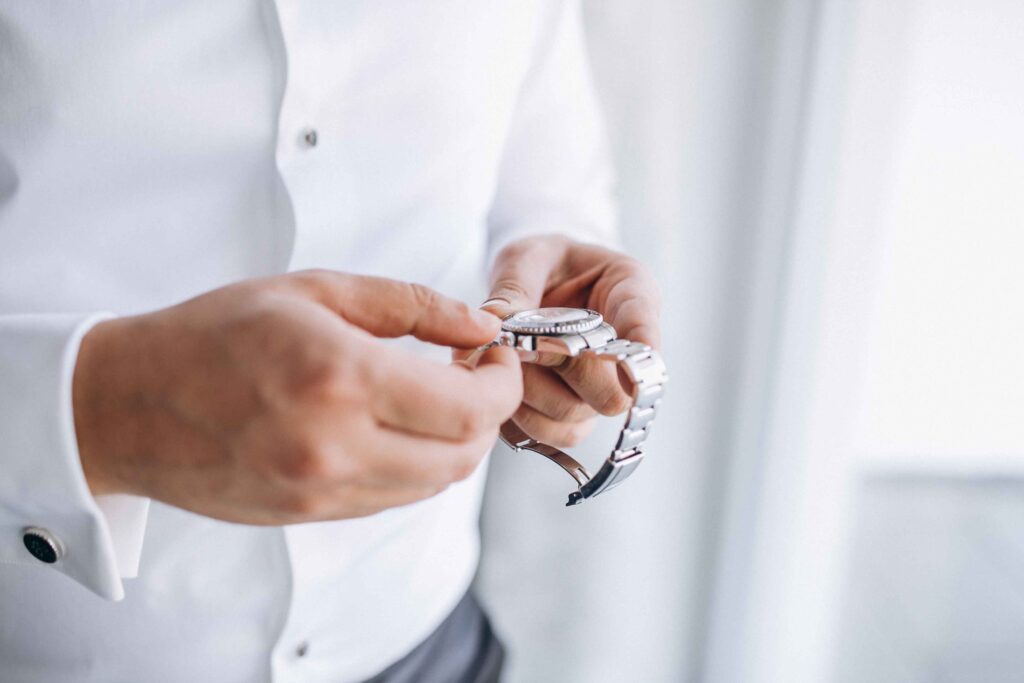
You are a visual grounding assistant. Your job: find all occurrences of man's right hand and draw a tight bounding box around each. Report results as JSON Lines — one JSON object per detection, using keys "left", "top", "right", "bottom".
{"left": 71, "top": 270, "right": 522, "bottom": 524}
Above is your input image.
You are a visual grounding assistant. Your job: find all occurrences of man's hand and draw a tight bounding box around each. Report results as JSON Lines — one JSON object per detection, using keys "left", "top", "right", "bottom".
{"left": 482, "top": 235, "right": 661, "bottom": 447}
{"left": 72, "top": 271, "right": 522, "bottom": 524}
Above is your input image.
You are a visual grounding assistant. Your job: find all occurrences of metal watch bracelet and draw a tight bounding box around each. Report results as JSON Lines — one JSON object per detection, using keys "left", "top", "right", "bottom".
{"left": 475, "top": 323, "right": 668, "bottom": 506}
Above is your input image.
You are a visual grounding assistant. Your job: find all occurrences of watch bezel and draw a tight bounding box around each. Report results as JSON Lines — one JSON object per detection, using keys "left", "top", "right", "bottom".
{"left": 501, "top": 307, "right": 604, "bottom": 336}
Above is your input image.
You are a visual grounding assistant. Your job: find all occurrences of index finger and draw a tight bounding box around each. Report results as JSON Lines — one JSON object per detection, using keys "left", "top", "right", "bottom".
{"left": 286, "top": 270, "right": 502, "bottom": 349}
{"left": 600, "top": 263, "right": 662, "bottom": 349}
{"left": 368, "top": 344, "right": 523, "bottom": 441}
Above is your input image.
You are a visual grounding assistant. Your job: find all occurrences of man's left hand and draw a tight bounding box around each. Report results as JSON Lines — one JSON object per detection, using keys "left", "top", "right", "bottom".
{"left": 482, "top": 235, "right": 661, "bottom": 448}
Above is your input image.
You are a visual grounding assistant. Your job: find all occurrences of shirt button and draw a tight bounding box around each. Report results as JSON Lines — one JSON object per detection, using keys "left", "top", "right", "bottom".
{"left": 22, "top": 527, "right": 64, "bottom": 564}
{"left": 295, "top": 641, "right": 310, "bottom": 658}
{"left": 302, "top": 128, "right": 318, "bottom": 148}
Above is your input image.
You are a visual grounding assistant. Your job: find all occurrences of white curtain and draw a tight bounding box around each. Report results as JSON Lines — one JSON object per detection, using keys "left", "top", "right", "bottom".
{"left": 477, "top": 1, "right": 1024, "bottom": 681}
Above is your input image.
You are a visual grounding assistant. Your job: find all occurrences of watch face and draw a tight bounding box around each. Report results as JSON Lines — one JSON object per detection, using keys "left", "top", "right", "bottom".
{"left": 501, "top": 307, "right": 604, "bottom": 335}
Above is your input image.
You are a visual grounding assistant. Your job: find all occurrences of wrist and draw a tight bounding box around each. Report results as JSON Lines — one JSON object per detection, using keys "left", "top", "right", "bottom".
{"left": 72, "top": 317, "right": 143, "bottom": 497}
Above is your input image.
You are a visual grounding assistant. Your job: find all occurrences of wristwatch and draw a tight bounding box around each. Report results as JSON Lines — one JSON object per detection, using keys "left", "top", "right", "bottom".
{"left": 475, "top": 307, "right": 668, "bottom": 506}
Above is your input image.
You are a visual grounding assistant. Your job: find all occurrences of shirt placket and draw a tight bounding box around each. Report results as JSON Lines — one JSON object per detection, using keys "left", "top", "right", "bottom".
{"left": 265, "top": 3, "right": 340, "bottom": 680}
{"left": 270, "top": 0, "right": 354, "bottom": 275}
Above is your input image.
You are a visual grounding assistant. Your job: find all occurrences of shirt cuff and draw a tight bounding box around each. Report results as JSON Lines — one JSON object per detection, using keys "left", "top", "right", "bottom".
{"left": 0, "top": 313, "right": 150, "bottom": 600}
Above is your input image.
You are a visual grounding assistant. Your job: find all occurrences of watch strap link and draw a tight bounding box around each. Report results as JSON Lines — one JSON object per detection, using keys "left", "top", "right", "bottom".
{"left": 500, "top": 338, "right": 667, "bottom": 506}
{"left": 497, "top": 420, "right": 592, "bottom": 487}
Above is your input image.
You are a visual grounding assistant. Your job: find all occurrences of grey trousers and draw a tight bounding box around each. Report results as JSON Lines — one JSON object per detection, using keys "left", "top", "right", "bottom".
{"left": 361, "top": 592, "right": 505, "bottom": 683}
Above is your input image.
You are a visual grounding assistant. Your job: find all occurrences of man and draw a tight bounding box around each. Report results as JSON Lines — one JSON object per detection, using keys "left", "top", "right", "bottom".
{"left": 0, "top": 2, "right": 660, "bottom": 681}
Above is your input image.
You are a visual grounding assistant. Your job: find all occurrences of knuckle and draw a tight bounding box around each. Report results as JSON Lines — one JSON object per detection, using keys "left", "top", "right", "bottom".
{"left": 446, "top": 424, "right": 497, "bottom": 482}
{"left": 489, "top": 277, "right": 531, "bottom": 304}
{"left": 278, "top": 437, "right": 332, "bottom": 483}
{"left": 495, "top": 238, "right": 533, "bottom": 262}
{"left": 620, "top": 255, "right": 646, "bottom": 276}
{"left": 288, "top": 354, "right": 350, "bottom": 401}
{"left": 501, "top": 360, "right": 525, "bottom": 411}
{"left": 557, "top": 355, "right": 587, "bottom": 380}
{"left": 451, "top": 300, "right": 477, "bottom": 325}
{"left": 557, "top": 420, "right": 593, "bottom": 447}
{"left": 550, "top": 398, "right": 586, "bottom": 422}
{"left": 407, "top": 282, "right": 439, "bottom": 310}
{"left": 609, "top": 255, "right": 648, "bottom": 284}
{"left": 288, "top": 268, "right": 332, "bottom": 293}
{"left": 456, "top": 409, "right": 487, "bottom": 440}
{"left": 560, "top": 429, "right": 586, "bottom": 447}
{"left": 620, "top": 262, "right": 662, "bottom": 311}
{"left": 647, "top": 278, "right": 664, "bottom": 313}
{"left": 500, "top": 234, "right": 565, "bottom": 259}
{"left": 597, "top": 388, "right": 631, "bottom": 416}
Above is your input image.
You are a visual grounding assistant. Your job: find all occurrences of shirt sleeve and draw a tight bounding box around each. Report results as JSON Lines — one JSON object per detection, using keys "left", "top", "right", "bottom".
{"left": 0, "top": 313, "right": 150, "bottom": 601}
{"left": 486, "top": 0, "right": 620, "bottom": 264}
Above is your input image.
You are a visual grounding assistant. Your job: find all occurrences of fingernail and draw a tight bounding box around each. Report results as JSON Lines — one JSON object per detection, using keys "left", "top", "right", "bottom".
{"left": 472, "top": 308, "right": 500, "bottom": 326}
{"left": 480, "top": 297, "right": 510, "bottom": 309}
{"left": 520, "top": 351, "right": 539, "bottom": 363}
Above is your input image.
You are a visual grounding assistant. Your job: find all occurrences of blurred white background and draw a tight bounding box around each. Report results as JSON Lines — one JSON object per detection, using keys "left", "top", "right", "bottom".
{"left": 476, "top": 1, "right": 1024, "bottom": 682}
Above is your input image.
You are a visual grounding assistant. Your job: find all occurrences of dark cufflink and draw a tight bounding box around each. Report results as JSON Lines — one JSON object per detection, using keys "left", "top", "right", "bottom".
{"left": 22, "top": 527, "right": 64, "bottom": 564}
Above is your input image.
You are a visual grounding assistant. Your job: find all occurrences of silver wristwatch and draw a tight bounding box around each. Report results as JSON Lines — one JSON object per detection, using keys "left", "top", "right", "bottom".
{"left": 477, "top": 307, "right": 668, "bottom": 506}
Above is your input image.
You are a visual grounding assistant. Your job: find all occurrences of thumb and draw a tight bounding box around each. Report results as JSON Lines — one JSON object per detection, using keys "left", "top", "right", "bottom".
{"left": 482, "top": 241, "right": 562, "bottom": 318}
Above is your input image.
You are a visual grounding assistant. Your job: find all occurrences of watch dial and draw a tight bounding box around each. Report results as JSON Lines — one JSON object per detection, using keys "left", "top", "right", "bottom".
{"left": 501, "top": 307, "right": 604, "bottom": 334}
{"left": 517, "top": 308, "right": 591, "bottom": 323}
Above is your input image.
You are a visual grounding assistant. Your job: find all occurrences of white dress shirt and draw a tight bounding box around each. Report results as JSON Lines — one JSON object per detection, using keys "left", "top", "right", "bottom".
{"left": 0, "top": 1, "right": 614, "bottom": 681}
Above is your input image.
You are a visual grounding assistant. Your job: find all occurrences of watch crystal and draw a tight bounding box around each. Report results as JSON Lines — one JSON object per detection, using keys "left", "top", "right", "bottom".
{"left": 501, "top": 307, "right": 604, "bottom": 335}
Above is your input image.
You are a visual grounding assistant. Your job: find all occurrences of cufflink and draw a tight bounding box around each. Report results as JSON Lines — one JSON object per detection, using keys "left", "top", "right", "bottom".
{"left": 22, "top": 527, "right": 64, "bottom": 564}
